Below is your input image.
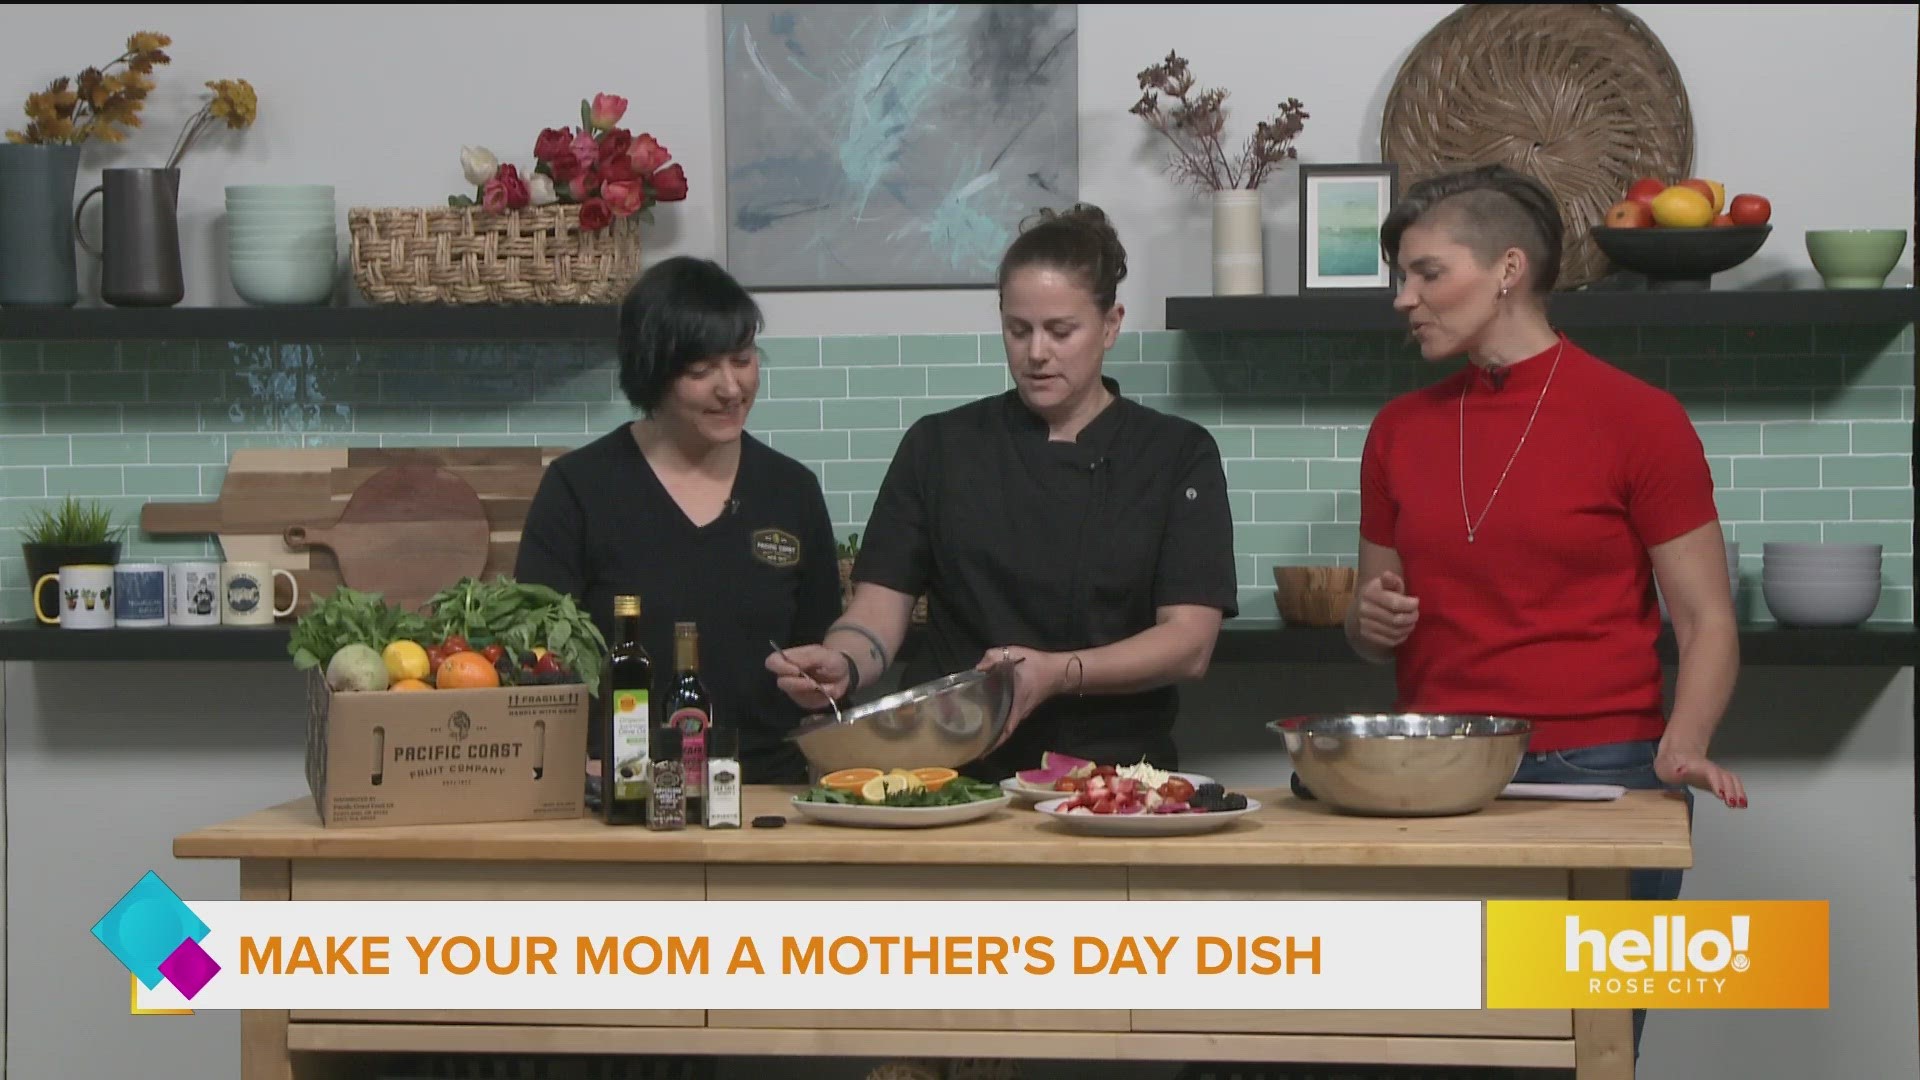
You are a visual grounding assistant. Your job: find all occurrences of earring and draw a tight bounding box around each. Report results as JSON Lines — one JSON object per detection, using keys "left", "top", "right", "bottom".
{"left": 1499, "top": 285, "right": 1510, "bottom": 299}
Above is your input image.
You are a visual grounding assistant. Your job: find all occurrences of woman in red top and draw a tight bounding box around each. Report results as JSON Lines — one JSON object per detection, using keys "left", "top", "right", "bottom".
{"left": 1348, "top": 163, "right": 1749, "bottom": 1052}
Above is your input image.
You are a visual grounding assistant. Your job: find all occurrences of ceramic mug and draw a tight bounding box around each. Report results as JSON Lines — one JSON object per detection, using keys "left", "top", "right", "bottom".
{"left": 221, "top": 561, "right": 297, "bottom": 625}
{"left": 33, "top": 563, "right": 116, "bottom": 629}
{"left": 168, "top": 561, "right": 222, "bottom": 626}
{"left": 113, "top": 561, "right": 169, "bottom": 628}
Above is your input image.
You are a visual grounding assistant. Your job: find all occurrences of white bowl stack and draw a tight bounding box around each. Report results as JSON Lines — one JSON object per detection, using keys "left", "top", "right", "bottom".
{"left": 1762, "top": 542, "right": 1883, "bottom": 627}
{"left": 1658, "top": 541, "right": 1741, "bottom": 622}
{"left": 225, "top": 184, "right": 338, "bottom": 306}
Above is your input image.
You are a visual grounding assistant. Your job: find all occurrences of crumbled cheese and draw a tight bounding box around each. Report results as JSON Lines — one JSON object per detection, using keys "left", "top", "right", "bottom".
{"left": 1117, "top": 760, "right": 1170, "bottom": 790}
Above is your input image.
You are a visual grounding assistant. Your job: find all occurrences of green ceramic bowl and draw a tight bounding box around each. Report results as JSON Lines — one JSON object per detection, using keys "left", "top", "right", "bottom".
{"left": 1805, "top": 229, "right": 1908, "bottom": 289}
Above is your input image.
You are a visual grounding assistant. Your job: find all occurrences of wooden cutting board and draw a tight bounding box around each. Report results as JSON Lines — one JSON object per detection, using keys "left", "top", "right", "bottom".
{"left": 283, "top": 465, "right": 492, "bottom": 613}
{"left": 139, "top": 446, "right": 566, "bottom": 615}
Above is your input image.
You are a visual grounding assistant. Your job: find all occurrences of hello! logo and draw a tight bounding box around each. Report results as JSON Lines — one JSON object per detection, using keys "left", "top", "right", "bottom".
{"left": 1486, "top": 901, "right": 1829, "bottom": 1011}
{"left": 1564, "top": 914, "right": 1750, "bottom": 997}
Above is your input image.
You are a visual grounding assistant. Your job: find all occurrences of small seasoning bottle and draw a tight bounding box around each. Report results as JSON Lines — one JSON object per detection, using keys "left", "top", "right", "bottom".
{"left": 704, "top": 723, "right": 741, "bottom": 830}
{"left": 646, "top": 720, "right": 686, "bottom": 831}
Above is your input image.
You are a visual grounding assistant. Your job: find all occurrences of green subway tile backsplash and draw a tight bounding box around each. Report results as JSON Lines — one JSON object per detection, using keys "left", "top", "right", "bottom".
{"left": 0, "top": 325, "right": 1910, "bottom": 627}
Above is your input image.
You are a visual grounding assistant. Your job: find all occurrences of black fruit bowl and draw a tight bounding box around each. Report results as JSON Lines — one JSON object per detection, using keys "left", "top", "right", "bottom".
{"left": 1588, "top": 224, "right": 1772, "bottom": 291}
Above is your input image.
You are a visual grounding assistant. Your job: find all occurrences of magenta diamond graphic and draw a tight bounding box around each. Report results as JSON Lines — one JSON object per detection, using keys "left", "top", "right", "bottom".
{"left": 157, "top": 937, "right": 221, "bottom": 999}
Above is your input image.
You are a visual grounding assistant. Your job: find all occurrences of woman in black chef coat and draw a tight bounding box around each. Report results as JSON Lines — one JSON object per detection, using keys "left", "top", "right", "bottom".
{"left": 516, "top": 255, "right": 842, "bottom": 784}
{"left": 767, "top": 205, "right": 1239, "bottom": 780}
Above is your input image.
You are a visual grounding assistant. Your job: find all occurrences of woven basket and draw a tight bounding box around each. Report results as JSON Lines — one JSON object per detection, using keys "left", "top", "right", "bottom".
{"left": 1379, "top": 3, "right": 1695, "bottom": 290}
{"left": 1273, "top": 566, "right": 1357, "bottom": 628}
{"left": 347, "top": 204, "right": 642, "bottom": 305}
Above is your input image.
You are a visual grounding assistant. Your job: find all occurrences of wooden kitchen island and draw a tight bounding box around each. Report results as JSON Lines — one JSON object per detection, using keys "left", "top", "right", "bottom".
{"left": 174, "top": 786, "right": 1693, "bottom": 1080}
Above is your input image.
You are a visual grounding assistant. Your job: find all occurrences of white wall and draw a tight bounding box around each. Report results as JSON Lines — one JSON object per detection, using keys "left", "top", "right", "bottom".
{"left": 1, "top": 4, "right": 1912, "bottom": 332}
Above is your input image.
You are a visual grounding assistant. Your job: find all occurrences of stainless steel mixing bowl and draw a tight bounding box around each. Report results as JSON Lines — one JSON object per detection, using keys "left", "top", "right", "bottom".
{"left": 787, "top": 662, "right": 1018, "bottom": 773}
{"left": 1268, "top": 713, "right": 1531, "bottom": 817}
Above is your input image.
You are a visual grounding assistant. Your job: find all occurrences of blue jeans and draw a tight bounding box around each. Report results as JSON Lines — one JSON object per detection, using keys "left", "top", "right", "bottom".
{"left": 1511, "top": 737, "right": 1695, "bottom": 1059}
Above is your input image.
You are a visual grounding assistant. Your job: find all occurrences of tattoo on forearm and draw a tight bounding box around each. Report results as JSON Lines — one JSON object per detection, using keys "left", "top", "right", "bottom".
{"left": 829, "top": 621, "right": 891, "bottom": 670}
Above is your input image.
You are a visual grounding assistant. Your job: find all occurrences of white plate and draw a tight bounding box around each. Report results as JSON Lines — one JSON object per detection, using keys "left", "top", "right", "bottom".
{"left": 788, "top": 793, "right": 1012, "bottom": 829}
{"left": 1000, "top": 771, "right": 1215, "bottom": 808}
{"left": 1033, "top": 795, "right": 1261, "bottom": 836}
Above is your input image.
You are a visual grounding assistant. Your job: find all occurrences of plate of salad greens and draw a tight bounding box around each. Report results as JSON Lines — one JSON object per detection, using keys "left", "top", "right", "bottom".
{"left": 790, "top": 771, "right": 1010, "bottom": 829}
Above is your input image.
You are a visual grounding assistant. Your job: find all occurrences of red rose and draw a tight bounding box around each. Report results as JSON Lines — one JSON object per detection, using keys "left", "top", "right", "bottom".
{"left": 578, "top": 197, "right": 611, "bottom": 232}
{"left": 567, "top": 164, "right": 598, "bottom": 202}
{"left": 597, "top": 130, "right": 633, "bottom": 170}
{"left": 548, "top": 153, "right": 582, "bottom": 185}
{"left": 495, "top": 163, "right": 531, "bottom": 210}
{"left": 600, "top": 152, "right": 637, "bottom": 183}
{"left": 648, "top": 163, "right": 689, "bottom": 202}
{"left": 628, "top": 134, "right": 670, "bottom": 175}
{"left": 534, "top": 127, "right": 574, "bottom": 165}
{"left": 602, "top": 179, "right": 645, "bottom": 218}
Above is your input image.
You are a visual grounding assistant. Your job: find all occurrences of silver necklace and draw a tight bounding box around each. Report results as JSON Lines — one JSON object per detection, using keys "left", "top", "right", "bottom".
{"left": 1459, "top": 339, "right": 1564, "bottom": 544}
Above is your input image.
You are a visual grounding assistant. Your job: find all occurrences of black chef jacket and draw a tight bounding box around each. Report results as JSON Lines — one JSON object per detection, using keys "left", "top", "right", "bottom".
{"left": 853, "top": 378, "right": 1239, "bottom": 781}
{"left": 515, "top": 425, "right": 843, "bottom": 783}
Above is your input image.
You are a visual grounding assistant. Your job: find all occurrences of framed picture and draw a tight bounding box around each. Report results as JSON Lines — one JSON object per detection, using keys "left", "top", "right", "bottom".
{"left": 720, "top": 4, "right": 1079, "bottom": 290}
{"left": 1298, "top": 163, "right": 1399, "bottom": 293}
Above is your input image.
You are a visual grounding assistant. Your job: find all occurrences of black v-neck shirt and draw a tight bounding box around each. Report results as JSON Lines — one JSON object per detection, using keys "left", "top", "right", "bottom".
{"left": 515, "top": 425, "right": 842, "bottom": 782}
{"left": 853, "top": 379, "right": 1239, "bottom": 779}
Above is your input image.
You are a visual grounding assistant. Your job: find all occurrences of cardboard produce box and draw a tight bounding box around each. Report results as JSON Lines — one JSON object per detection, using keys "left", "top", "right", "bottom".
{"left": 305, "top": 670, "right": 591, "bottom": 828}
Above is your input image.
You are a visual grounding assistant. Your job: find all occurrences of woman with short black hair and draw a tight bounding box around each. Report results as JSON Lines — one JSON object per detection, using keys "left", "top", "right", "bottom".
{"left": 516, "top": 255, "right": 842, "bottom": 784}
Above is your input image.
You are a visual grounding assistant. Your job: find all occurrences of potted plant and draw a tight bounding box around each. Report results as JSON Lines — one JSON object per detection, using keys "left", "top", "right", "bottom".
{"left": 21, "top": 497, "right": 123, "bottom": 627}
{"left": 1129, "top": 50, "right": 1308, "bottom": 296}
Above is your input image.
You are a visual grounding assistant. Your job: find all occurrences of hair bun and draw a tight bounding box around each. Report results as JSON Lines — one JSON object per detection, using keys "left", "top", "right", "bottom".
{"left": 1002, "top": 202, "right": 1130, "bottom": 310}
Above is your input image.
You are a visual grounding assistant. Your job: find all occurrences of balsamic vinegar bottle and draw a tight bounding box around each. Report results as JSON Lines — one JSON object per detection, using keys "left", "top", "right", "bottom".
{"left": 602, "top": 594, "right": 654, "bottom": 826}
{"left": 665, "top": 622, "right": 713, "bottom": 826}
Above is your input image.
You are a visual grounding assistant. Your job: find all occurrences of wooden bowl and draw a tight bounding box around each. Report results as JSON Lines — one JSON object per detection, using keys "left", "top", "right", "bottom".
{"left": 1273, "top": 566, "right": 1357, "bottom": 627}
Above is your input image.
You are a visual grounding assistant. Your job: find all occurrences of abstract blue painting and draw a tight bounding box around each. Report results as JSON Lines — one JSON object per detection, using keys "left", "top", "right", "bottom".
{"left": 721, "top": 4, "right": 1079, "bottom": 289}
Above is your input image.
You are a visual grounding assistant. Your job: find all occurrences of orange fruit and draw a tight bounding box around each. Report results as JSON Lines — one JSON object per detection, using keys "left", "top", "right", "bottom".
{"left": 821, "top": 767, "right": 882, "bottom": 792}
{"left": 912, "top": 767, "right": 959, "bottom": 791}
{"left": 436, "top": 650, "right": 500, "bottom": 690}
{"left": 390, "top": 678, "right": 432, "bottom": 692}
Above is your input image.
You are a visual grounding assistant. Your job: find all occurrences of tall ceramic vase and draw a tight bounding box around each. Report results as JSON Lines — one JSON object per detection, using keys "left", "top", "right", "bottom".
{"left": 0, "top": 143, "right": 82, "bottom": 307}
{"left": 1211, "top": 188, "right": 1264, "bottom": 296}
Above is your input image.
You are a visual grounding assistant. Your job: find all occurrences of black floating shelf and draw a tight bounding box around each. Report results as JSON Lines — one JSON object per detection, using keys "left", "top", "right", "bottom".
{"left": 0, "top": 304, "right": 622, "bottom": 342}
{"left": 1167, "top": 288, "right": 1920, "bottom": 333}
{"left": 2, "top": 619, "right": 1910, "bottom": 668}
{"left": 3, "top": 288, "right": 1914, "bottom": 343}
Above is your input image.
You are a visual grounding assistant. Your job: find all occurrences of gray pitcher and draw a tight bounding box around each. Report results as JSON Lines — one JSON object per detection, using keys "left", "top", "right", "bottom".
{"left": 75, "top": 167, "right": 185, "bottom": 307}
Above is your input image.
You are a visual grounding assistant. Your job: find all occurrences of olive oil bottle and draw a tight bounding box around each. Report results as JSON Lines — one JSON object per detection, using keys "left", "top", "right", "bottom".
{"left": 602, "top": 594, "right": 653, "bottom": 826}
{"left": 665, "top": 622, "right": 713, "bottom": 826}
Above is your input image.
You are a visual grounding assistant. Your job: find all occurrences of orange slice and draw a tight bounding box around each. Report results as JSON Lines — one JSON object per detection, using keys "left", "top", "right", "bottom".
{"left": 912, "top": 767, "right": 959, "bottom": 791}
{"left": 821, "top": 767, "right": 882, "bottom": 792}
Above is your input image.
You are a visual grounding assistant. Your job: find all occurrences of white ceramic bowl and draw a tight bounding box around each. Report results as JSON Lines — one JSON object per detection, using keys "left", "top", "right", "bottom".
{"left": 1763, "top": 542, "right": 1883, "bottom": 561}
{"left": 1762, "top": 575, "right": 1882, "bottom": 627}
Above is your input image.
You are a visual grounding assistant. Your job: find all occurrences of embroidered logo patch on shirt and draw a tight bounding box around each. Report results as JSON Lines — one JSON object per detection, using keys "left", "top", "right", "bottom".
{"left": 751, "top": 528, "right": 802, "bottom": 568}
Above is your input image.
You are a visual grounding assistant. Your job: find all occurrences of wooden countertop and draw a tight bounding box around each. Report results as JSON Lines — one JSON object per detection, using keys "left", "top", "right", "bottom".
{"left": 174, "top": 787, "right": 1692, "bottom": 869}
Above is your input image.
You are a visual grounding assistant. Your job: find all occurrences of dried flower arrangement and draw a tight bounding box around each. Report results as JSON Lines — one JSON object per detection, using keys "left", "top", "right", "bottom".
{"left": 164, "top": 79, "right": 257, "bottom": 171}
{"left": 6, "top": 31, "right": 173, "bottom": 145}
{"left": 450, "top": 92, "right": 688, "bottom": 232}
{"left": 1130, "top": 50, "right": 1309, "bottom": 191}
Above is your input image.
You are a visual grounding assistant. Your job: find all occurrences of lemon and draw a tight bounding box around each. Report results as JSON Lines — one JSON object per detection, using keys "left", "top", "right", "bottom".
{"left": 383, "top": 640, "right": 431, "bottom": 683}
{"left": 1651, "top": 186, "right": 1714, "bottom": 228}
{"left": 859, "top": 773, "right": 924, "bottom": 802}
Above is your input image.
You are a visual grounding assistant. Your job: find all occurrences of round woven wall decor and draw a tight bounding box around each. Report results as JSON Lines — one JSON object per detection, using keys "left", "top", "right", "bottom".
{"left": 1379, "top": 3, "right": 1695, "bottom": 289}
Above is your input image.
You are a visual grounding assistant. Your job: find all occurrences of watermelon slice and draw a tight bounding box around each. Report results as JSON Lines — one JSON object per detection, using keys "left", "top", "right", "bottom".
{"left": 1015, "top": 767, "right": 1063, "bottom": 787}
{"left": 1041, "top": 751, "right": 1093, "bottom": 775}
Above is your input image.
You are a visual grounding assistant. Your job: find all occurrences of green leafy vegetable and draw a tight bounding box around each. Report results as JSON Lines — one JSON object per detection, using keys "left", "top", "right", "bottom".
{"left": 424, "top": 576, "right": 609, "bottom": 696}
{"left": 288, "top": 587, "right": 429, "bottom": 672}
{"left": 797, "top": 776, "right": 1002, "bottom": 808}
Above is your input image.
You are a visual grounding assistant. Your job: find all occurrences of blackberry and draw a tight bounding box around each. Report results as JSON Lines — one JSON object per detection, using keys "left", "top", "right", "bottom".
{"left": 1195, "top": 782, "right": 1225, "bottom": 799}
{"left": 1221, "top": 792, "right": 1248, "bottom": 812}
